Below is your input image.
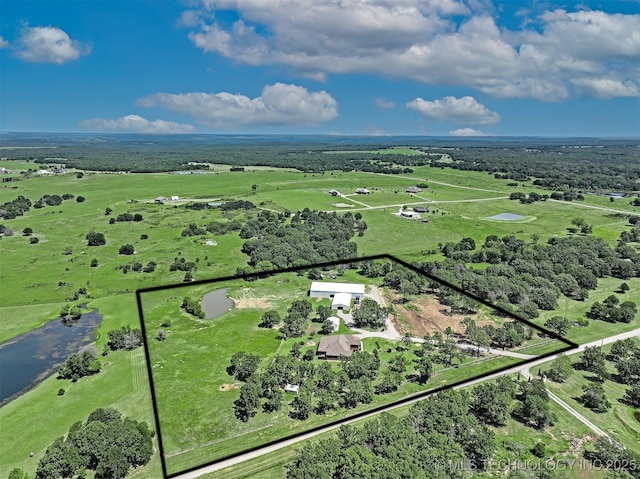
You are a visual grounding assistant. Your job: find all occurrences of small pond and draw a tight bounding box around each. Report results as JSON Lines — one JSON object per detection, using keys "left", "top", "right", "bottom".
{"left": 0, "top": 308, "right": 102, "bottom": 406}
{"left": 488, "top": 212, "right": 525, "bottom": 221}
{"left": 199, "top": 288, "right": 235, "bottom": 319}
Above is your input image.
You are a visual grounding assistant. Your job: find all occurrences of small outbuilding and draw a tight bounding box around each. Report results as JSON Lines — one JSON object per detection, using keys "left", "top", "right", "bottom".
{"left": 355, "top": 188, "right": 370, "bottom": 194}
{"left": 406, "top": 186, "right": 422, "bottom": 194}
{"left": 154, "top": 196, "right": 167, "bottom": 203}
{"left": 284, "top": 384, "right": 300, "bottom": 393}
{"left": 171, "top": 195, "right": 180, "bottom": 201}
{"left": 413, "top": 206, "right": 429, "bottom": 213}
{"left": 331, "top": 292, "right": 352, "bottom": 311}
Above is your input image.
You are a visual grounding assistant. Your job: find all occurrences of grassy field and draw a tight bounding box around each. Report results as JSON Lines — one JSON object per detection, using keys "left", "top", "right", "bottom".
{"left": 140, "top": 270, "right": 533, "bottom": 474}
{"left": 1, "top": 160, "right": 639, "bottom": 478}
{"left": 538, "top": 341, "right": 640, "bottom": 455}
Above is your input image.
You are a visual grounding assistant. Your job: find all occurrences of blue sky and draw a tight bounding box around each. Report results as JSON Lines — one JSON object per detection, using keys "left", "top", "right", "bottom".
{"left": 0, "top": 0, "right": 638, "bottom": 136}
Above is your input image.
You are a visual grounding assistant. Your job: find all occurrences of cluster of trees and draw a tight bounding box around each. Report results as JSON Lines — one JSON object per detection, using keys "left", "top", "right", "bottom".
{"left": 115, "top": 260, "right": 156, "bottom": 274}
{"left": 86, "top": 231, "right": 106, "bottom": 246}
{"left": 286, "top": 376, "right": 565, "bottom": 478}
{"left": 420, "top": 233, "right": 637, "bottom": 320}
{"left": 114, "top": 212, "right": 143, "bottom": 222}
{"left": 461, "top": 317, "right": 532, "bottom": 351}
{"left": 352, "top": 298, "right": 387, "bottom": 329}
{"left": 57, "top": 346, "right": 101, "bottom": 381}
{"left": 34, "top": 408, "right": 153, "bottom": 479}
{"left": 587, "top": 295, "right": 637, "bottom": 323}
{"left": 279, "top": 300, "right": 313, "bottom": 338}
{"left": 508, "top": 191, "right": 549, "bottom": 203}
{"left": 181, "top": 223, "right": 206, "bottom": 237}
{"left": 238, "top": 209, "right": 360, "bottom": 270}
{"left": 181, "top": 297, "right": 205, "bottom": 319}
{"left": 169, "top": 256, "right": 195, "bottom": 272}
{"left": 106, "top": 325, "right": 142, "bottom": 351}
{"left": 118, "top": 244, "right": 135, "bottom": 255}
{"left": 560, "top": 340, "right": 640, "bottom": 413}
{"left": 584, "top": 437, "right": 640, "bottom": 478}
{"left": 204, "top": 219, "right": 243, "bottom": 236}
{"left": 0, "top": 195, "right": 32, "bottom": 219}
{"left": 232, "top": 350, "right": 382, "bottom": 422}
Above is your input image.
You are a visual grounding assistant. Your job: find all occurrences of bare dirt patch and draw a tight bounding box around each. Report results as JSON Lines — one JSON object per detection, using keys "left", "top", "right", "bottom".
{"left": 234, "top": 297, "right": 272, "bottom": 309}
{"left": 219, "top": 384, "right": 233, "bottom": 391}
{"left": 390, "top": 293, "right": 496, "bottom": 337}
{"left": 334, "top": 203, "right": 355, "bottom": 208}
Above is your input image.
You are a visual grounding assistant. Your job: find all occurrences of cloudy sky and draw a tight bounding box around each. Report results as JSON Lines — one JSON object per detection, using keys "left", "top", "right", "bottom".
{"left": 1, "top": 0, "right": 638, "bottom": 136}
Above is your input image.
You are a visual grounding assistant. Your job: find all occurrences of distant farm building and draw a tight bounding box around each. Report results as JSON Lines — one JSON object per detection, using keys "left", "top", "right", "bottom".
{"left": 406, "top": 186, "right": 422, "bottom": 194}
{"left": 154, "top": 196, "right": 167, "bottom": 203}
{"left": 400, "top": 211, "right": 420, "bottom": 219}
{"left": 171, "top": 195, "right": 180, "bottom": 201}
{"left": 310, "top": 282, "right": 365, "bottom": 310}
{"left": 317, "top": 335, "right": 361, "bottom": 360}
{"left": 355, "top": 188, "right": 370, "bottom": 194}
{"left": 413, "top": 206, "right": 429, "bottom": 213}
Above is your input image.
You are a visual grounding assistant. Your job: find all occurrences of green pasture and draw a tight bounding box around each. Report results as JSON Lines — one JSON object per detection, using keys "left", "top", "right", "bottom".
{"left": 141, "top": 274, "right": 531, "bottom": 474}
{"left": 537, "top": 340, "right": 640, "bottom": 454}
{"left": 530, "top": 277, "right": 640, "bottom": 345}
{"left": 1, "top": 164, "right": 639, "bottom": 479}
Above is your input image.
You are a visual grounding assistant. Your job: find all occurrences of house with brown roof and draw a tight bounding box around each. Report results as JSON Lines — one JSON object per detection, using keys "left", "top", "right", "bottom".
{"left": 316, "top": 335, "right": 361, "bottom": 360}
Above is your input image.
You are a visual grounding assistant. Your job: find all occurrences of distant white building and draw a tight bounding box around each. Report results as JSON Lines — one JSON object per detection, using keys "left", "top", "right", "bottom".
{"left": 309, "top": 282, "right": 365, "bottom": 311}
{"left": 171, "top": 195, "right": 180, "bottom": 201}
{"left": 355, "top": 188, "right": 370, "bottom": 194}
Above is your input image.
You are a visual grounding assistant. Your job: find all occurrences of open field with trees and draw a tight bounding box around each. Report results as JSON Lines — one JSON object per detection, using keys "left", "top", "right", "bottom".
{"left": 1, "top": 137, "right": 639, "bottom": 479}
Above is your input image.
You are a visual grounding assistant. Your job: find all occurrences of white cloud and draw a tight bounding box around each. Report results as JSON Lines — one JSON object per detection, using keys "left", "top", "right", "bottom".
{"left": 449, "top": 127, "right": 487, "bottom": 136}
{"left": 571, "top": 77, "right": 640, "bottom": 98}
{"left": 182, "top": 2, "right": 640, "bottom": 100}
{"left": 15, "top": 26, "right": 91, "bottom": 64}
{"left": 78, "top": 115, "right": 196, "bottom": 133}
{"left": 137, "top": 83, "right": 338, "bottom": 129}
{"left": 374, "top": 98, "right": 396, "bottom": 109}
{"left": 0, "top": 36, "right": 9, "bottom": 49}
{"left": 406, "top": 96, "right": 499, "bottom": 125}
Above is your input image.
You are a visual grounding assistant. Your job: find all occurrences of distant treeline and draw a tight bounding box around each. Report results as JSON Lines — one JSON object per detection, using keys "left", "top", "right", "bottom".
{"left": 5, "top": 137, "right": 638, "bottom": 191}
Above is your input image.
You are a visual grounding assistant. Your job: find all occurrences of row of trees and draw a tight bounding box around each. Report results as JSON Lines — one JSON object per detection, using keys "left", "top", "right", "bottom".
{"left": 1, "top": 193, "right": 82, "bottom": 220}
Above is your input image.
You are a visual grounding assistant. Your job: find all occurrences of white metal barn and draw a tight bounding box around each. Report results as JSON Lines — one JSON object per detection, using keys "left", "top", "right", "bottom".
{"left": 309, "top": 282, "right": 365, "bottom": 310}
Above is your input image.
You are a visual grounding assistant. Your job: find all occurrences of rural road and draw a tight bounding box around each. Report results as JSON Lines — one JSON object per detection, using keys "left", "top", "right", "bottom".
{"left": 171, "top": 327, "right": 640, "bottom": 479}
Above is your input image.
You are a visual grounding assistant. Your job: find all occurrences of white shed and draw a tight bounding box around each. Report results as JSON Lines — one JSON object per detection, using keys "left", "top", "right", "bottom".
{"left": 326, "top": 316, "right": 341, "bottom": 331}
{"left": 331, "top": 293, "right": 352, "bottom": 310}
{"left": 171, "top": 195, "right": 180, "bottom": 201}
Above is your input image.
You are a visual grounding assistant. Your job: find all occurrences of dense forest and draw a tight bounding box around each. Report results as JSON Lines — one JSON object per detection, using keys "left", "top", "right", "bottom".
{"left": 237, "top": 209, "right": 363, "bottom": 271}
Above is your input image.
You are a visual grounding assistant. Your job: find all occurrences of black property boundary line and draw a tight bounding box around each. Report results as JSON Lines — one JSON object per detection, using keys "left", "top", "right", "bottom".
{"left": 135, "top": 254, "right": 578, "bottom": 479}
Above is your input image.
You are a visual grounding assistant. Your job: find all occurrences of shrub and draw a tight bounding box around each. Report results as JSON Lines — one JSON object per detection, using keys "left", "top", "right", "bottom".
{"left": 118, "top": 244, "right": 134, "bottom": 255}
{"left": 30, "top": 237, "right": 39, "bottom": 244}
